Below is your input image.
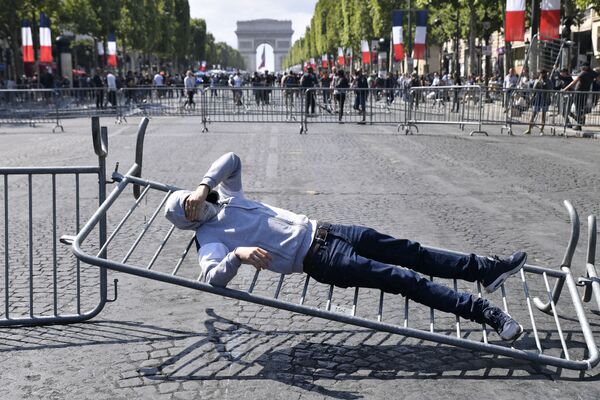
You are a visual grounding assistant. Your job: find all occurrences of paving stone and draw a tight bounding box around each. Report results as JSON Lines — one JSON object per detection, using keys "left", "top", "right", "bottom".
{"left": 157, "top": 382, "right": 180, "bottom": 394}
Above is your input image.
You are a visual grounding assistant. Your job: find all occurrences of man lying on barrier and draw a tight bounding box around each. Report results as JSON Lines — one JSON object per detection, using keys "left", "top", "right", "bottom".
{"left": 165, "top": 153, "right": 527, "bottom": 342}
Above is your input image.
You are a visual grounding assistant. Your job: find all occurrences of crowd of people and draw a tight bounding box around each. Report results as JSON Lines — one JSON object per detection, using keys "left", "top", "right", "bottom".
{"left": 1, "top": 64, "right": 599, "bottom": 131}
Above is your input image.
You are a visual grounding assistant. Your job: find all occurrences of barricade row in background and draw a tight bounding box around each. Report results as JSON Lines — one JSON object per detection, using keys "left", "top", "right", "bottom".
{"left": 1, "top": 87, "right": 599, "bottom": 136}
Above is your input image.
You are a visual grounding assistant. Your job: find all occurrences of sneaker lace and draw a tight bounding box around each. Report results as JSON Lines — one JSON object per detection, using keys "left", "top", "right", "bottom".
{"left": 485, "top": 308, "right": 509, "bottom": 332}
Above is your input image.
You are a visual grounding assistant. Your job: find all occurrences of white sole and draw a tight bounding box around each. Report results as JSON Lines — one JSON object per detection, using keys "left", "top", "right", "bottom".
{"left": 484, "top": 254, "right": 527, "bottom": 294}
{"left": 501, "top": 323, "right": 524, "bottom": 342}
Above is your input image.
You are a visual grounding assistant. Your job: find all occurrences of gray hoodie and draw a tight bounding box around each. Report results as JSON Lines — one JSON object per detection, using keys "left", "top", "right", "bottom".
{"left": 164, "top": 152, "right": 316, "bottom": 287}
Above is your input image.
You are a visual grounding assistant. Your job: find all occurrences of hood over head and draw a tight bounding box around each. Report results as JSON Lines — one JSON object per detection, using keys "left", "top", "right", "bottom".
{"left": 164, "top": 190, "right": 201, "bottom": 230}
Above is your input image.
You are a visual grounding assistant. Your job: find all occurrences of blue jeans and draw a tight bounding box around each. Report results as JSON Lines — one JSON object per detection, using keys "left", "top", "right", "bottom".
{"left": 303, "top": 224, "right": 490, "bottom": 323}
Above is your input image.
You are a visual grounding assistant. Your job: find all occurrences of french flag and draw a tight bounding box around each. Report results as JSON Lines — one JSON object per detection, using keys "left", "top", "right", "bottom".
{"left": 21, "top": 20, "right": 34, "bottom": 63}
{"left": 505, "top": 0, "right": 526, "bottom": 42}
{"left": 338, "top": 48, "right": 344, "bottom": 65}
{"left": 39, "top": 13, "right": 52, "bottom": 64}
{"left": 200, "top": 61, "right": 206, "bottom": 71}
{"left": 413, "top": 11, "right": 427, "bottom": 60}
{"left": 361, "top": 40, "right": 370, "bottom": 65}
{"left": 540, "top": 0, "right": 560, "bottom": 40}
{"left": 322, "top": 54, "right": 328, "bottom": 69}
{"left": 97, "top": 41, "right": 105, "bottom": 56}
{"left": 309, "top": 57, "right": 317, "bottom": 70}
{"left": 392, "top": 10, "right": 404, "bottom": 62}
{"left": 107, "top": 34, "right": 117, "bottom": 67}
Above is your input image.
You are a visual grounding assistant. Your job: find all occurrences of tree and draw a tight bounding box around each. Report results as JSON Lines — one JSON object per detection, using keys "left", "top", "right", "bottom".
{"left": 0, "top": 0, "right": 62, "bottom": 78}
{"left": 189, "top": 18, "right": 207, "bottom": 63}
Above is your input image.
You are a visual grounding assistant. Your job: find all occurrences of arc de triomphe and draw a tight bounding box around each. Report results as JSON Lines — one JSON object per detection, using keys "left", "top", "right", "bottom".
{"left": 235, "top": 19, "right": 293, "bottom": 72}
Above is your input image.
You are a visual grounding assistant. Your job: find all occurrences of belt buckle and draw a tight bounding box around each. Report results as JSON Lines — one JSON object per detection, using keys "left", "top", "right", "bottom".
{"left": 316, "top": 224, "right": 329, "bottom": 243}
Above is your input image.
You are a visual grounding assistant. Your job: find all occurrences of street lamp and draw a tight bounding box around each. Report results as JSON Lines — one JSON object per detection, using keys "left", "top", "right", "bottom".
{"left": 482, "top": 12, "right": 491, "bottom": 80}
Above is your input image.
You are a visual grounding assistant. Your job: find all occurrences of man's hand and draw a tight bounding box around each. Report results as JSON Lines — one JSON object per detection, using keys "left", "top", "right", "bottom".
{"left": 234, "top": 247, "right": 272, "bottom": 270}
{"left": 185, "top": 184, "right": 210, "bottom": 221}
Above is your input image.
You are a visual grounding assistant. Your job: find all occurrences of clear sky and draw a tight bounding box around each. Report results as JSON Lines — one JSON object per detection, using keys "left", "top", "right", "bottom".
{"left": 189, "top": 0, "right": 318, "bottom": 49}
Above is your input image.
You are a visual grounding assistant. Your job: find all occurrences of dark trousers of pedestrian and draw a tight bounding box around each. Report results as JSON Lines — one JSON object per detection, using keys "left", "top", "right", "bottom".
{"left": 354, "top": 91, "right": 366, "bottom": 121}
{"left": 451, "top": 89, "right": 460, "bottom": 112}
{"left": 185, "top": 90, "right": 195, "bottom": 108}
{"left": 96, "top": 91, "right": 104, "bottom": 109}
{"left": 108, "top": 90, "right": 117, "bottom": 108}
{"left": 337, "top": 93, "right": 346, "bottom": 121}
{"left": 303, "top": 223, "right": 491, "bottom": 323}
{"left": 323, "top": 91, "right": 330, "bottom": 107}
{"left": 305, "top": 91, "right": 316, "bottom": 114}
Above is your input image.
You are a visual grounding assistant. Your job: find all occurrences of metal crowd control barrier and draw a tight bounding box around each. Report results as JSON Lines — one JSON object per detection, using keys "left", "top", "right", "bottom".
{"left": 401, "top": 86, "right": 487, "bottom": 136}
{"left": 202, "top": 87, "right": 305, "bottom": 134}
{"left": 0, "top": 89, "right": 64, "bottom": 132}
{"left": 67, "top": 118, "right": 600, "bottom": 370}
{"left": 4, "top": 86, "right": 600, "bottom": 138}
{"left": 0, "top": 116, "right": 122, "bottom": 326}
{"left": 500, "top": 88, "right": 568, "bottom": 136}
{"left": 302, "top": 88, "right": 406, "bottom": 134}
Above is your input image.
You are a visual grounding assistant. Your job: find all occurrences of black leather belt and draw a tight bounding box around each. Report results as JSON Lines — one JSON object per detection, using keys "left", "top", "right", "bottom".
{"left": 303, "top": 222, "right": 331, "bottom": 271}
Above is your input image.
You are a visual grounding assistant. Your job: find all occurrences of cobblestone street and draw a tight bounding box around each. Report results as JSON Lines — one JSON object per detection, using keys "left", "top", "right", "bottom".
{"left": 1, "top": 117, "right": 600, "bottom": 399}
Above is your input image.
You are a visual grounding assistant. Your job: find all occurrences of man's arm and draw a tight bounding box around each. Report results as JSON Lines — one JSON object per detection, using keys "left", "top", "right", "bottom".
{"left": 563, "top": 75, "right": 579, "bottom": 91}
{"left": 199, "top": 152, "right": 243, "bottom": 196}
{"left": 200, "top": 243, "right": 272, "bottom": 287}
{"left": 185, "top": 152, "right": 243, "bottom": 220}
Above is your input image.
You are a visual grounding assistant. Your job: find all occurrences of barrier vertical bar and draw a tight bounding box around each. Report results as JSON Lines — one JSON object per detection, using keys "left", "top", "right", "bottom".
{"left": 299, "top": 275, "right": 310, "bottom": 305}
{"left": 4, "top": 175, "right": 9, "bottom": 318}
{"left": 52, "top": 174, "right": 58, "bottom": 316}
{"left": 429, "top": 276, "right": 435, "bottom": 332}
{"left": 377, "top": 291, "right": 384, "bottom": 322}
{"left": 75, "top": 173, "right": 81, "bottom": 314}
{"left": 352, "top": 287, "right": 359, "bottom": 316}
{"left": 453, "top": 279, "right": 461, "bottom": 338}
{"left": 369, "top": 90, "right": 374, "bottom": 125}
{"left": 28, "top": 174, "right": 33, "bottom": 317}
{"left": 174, "top": 235, "right": 196, "bottom": 276}
{"left": 97, "top": 124, "right": 108, "bottom": 307}
{"left": 201, "top": 89, "right": 208, "bottom": 133}
{"left": 326, "top": 285, "right": 334, "bottom": 311}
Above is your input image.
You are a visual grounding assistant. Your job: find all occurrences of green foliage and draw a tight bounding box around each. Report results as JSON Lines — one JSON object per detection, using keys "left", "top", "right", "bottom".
{"left": 576, "top": 0, "right": 600, "bottom": 11}
{"left": 287, "top": 0, "right": 591, "bottom": 68}
{"left": 0, "top": 0, "right": 244, "bottom": 72}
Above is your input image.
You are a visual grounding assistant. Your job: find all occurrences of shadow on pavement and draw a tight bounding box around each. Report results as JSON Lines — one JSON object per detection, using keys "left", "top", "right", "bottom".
{"left": 141, "top": 309, "right": 600, "bottom": 398}
{"left": 1, "top": 308, "right": 598, "bottom": 399}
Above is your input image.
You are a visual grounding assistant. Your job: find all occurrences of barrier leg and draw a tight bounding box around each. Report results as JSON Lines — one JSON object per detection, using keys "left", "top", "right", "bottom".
{"left": 52, "top": 98, "right": 64, "bottom": 133}
{"left": 533, "top": 200, "right": 579, "bottom": 314}
{"left": 201, "top": 90, "right": 209, "bottom": 133}
{"left": 469, "top": 89, "right": 488, "bottom": 136}
{"left": 300, "top": 91, "right": 307, "bottom": 134}
{"left": 577, "top": 215, "right": 600, "bottom": 312}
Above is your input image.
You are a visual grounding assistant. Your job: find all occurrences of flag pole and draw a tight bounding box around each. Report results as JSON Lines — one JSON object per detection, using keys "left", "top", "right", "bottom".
{"left": 389, "top": 29, "right": 393, "bottom": 74}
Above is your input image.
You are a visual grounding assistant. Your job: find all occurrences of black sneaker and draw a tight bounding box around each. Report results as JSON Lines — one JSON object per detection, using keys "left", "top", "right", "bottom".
{"left": 480, "top": 251, "right": 527, "bottom": 293}
{"left": 483, "top": 307, "right": 524, "bottom": 342}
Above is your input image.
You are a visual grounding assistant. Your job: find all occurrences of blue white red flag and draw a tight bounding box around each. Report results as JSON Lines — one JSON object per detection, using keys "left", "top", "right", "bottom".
{"left": 39, "top": 13, "right": 52, "bottom": 64}
{"left": 107, "top": 34, "right": 117, "bottom": 67}
{"left": 505, "top": 0, "right": 525, "bottom": 42}
{"left": 392, "top": 11, "right": 404, "bottom": 62}
{"left": 21, "top": 20, "right": 34, "bottom": 63}
{"left": 413, "top": 11, "right": 427, "bottom": 60}
{"left": 540, "top": 0, "right": 560, "bottom": 40}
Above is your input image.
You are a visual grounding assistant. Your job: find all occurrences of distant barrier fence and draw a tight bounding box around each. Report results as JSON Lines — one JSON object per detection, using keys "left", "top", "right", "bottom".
{"left": 1, "top": 86, "right": 598, "bottom": 136}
